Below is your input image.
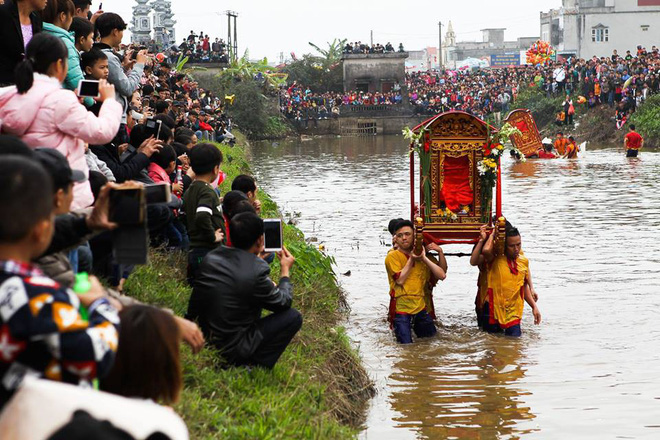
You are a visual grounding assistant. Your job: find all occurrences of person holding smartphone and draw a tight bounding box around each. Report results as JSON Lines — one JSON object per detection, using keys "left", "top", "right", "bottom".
{"left": 187, "top": 212, "right": 301, "bottom": 369}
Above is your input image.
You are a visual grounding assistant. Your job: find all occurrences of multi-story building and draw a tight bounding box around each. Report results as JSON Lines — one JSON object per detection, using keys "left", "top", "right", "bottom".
{"left": 442, "top": 23, "right": 537, "bottom": 68}
{"left": 540, "top": 0, "right": 660, "bottom": 59}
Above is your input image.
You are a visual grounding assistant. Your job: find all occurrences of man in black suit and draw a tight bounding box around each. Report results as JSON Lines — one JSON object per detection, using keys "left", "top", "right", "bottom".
{"left": 187, "top": 212, "right": 302, "bottom": 369}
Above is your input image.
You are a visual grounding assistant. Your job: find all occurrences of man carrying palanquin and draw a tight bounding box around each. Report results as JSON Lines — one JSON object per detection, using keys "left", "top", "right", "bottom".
{"left": 554, "top": 131, "right": 568, "bottom": 156}
{"left": 385, "top": 220, "right": 447, "bottom": 344}
{"left": 477, "top": 224, "right": 541, "bottom": 337}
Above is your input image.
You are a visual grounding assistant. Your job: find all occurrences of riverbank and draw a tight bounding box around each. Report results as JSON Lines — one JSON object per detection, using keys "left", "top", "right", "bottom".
{"left": 123, "top": 133, "right": 374, "bottom": 439}
{"left": 512, "top": 87, "right": 660, "bottom": 148}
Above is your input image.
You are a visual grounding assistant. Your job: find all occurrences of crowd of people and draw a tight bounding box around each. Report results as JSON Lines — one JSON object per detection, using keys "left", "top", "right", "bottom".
{"left": 170, "top": 30, "right": 229, "bottom": 64}
{"left": 0, "top": 0, "right": 301, "bottom": 435}
{"left": 343, "top": 41, "right": 404, "bottom": 54}
{"left": 281, "top": 44, "right": 660, "bottom": 126}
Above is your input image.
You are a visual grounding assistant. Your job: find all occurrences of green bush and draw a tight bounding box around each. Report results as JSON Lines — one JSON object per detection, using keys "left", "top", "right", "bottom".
{"left": 630, "top": 94, "right": 660, "bottom": 148}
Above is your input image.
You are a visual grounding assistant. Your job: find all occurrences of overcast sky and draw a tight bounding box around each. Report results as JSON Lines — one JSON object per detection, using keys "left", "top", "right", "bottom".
{"left": 107, "top": 0, "right": 561, "bottom": 61}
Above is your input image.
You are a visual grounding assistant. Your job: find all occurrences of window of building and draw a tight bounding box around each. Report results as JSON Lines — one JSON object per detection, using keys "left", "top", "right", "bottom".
{"left": 641, "top": 25, "right": 649, "bottom": 32}
{"left": 591, "top": 26, "right": 609, "bottom": 43}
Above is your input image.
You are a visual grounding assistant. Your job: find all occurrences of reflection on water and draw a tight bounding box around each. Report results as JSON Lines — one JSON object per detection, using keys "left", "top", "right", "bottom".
{"left": 251, "top": 135, "right": 660, "bottom": 439}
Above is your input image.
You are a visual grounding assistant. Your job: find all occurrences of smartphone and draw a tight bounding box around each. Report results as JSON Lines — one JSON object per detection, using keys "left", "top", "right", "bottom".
{"left": 145, "top": 183, "right": 171, "bottom": 204}
{"left": 98, "top": 2, "right": 102, "bottom": 10}
{"left": 144, "top": 118, "right": 162, "bottom": 139}
{"left": 78, "top": 79, "right": 100, "bottom": 98}
{"left": 143, "top": 98, "right": 151, "bottom": 109}
{"left": 109, "top": 187, "right": 145, "bottom": 225}
{"left": 263, "top": 219, "right": 283, "bottom": 252}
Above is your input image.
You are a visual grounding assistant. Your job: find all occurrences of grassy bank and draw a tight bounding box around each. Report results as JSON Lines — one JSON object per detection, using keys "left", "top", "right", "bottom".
{"left": 630, "top": 94, "right": 660, "bottom": 148}
{"left": 123, "top": 134, "right": 374, "bottom": 439}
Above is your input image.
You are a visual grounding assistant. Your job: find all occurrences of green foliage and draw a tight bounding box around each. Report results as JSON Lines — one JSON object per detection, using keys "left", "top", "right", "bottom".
{"left": 630, "top": 94, "right": 660, "bottom": 147}
{"left": 282, "top": 39, "right": 346, "bottom": 94}
{"left": 123, "top": 138, "right": 373, "bottom": 439}
{"left": 215, "top": 50, "right": 287, "bottom": 90}
{"left": 513, "top": 87, "right": 566, "bottom": 129}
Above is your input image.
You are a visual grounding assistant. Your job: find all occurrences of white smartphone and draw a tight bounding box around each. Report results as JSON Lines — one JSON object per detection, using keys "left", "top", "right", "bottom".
{"left": 78, "top": 79, "right": 100, "bottom": 98}
{"left": 263, "top": 219, "right": 283, "bottom": 253}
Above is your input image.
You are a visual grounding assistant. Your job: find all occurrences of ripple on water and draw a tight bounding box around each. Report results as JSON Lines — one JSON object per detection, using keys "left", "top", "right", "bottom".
{"left": 252, "top": 137, "right": 660, "bottom": 439}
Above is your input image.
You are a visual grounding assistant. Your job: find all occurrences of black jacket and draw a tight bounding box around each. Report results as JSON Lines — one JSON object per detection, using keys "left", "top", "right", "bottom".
{"left": 0, "top": 0, "right": 42, "bottom": 85}
{"left": 187, "top": 246, "right": 293, "bottom": 361}
{"left": 90, "top": 144, "right": 151, "bottom": 183}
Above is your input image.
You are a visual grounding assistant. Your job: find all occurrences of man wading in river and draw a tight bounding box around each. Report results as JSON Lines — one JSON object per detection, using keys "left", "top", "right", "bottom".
{"left": 385, "top": 220, "right": 447, "bottom": 344}
{"left": 480, "top": 225, "right": 541, "bottom": 337}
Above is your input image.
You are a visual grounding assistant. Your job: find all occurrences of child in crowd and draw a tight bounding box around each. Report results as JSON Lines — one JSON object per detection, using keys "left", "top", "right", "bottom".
{"left": 0, "top": 33, "right": 122, "bottom": 210}
{"left": 81, "top": 48, "right": 109, "bottom": 116}
{"left": 41, "top": 0, "right": 90, "bottom": 106}
{"left": 149, "top": 144, "right": 189, "bottom": 250}
{"left": 0, "top": 156, "right": 120, "bottom": 410}
{"left": 183, "top": 143, "right": 224, "bottom": 284}
{"left": 69, "top": 16, "right": 94, "bottom": 53}
{"left": 231, "top": 174, "right": 262, "bottom": 214}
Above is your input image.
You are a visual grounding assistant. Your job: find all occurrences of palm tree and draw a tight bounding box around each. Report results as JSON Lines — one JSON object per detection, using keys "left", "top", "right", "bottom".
{"left": 308, "top": 38, "right": 347, "bottom": 69}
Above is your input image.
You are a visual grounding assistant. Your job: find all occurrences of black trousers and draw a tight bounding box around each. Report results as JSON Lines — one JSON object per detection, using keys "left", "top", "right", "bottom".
{"left": 626, "top": 149, "right": 639, "bottom": 157}
{"left": 236, "top": 308, "right": 303, "bottom": 369}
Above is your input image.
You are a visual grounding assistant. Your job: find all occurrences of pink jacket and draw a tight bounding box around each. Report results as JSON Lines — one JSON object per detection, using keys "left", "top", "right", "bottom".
{"left": 0, "top": 74, "right": 122, "bottom": 209}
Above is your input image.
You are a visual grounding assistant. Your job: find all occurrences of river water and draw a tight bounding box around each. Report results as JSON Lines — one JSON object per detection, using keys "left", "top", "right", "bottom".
{"left": 251, "top": 135, "right": 660, "bottom": 439}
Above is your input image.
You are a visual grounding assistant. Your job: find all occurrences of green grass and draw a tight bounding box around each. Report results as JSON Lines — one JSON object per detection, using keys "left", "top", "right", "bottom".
{"left": 123, "top": 134, "right": 374, "bottom": 439}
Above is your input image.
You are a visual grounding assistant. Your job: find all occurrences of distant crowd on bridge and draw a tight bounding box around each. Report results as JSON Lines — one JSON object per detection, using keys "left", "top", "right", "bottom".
{"left": 343, "top": 41, "right": 404, "bottom": 54}
{"left": 282, "top": 43, "right": 660, "bottom": 126}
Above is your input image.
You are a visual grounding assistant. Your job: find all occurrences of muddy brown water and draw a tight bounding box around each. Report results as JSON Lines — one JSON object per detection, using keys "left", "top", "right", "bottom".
{"left": 251, "top": 136, "right": 660, "bottom": 439}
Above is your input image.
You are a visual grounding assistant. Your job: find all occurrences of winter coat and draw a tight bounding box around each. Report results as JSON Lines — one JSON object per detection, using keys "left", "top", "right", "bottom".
{"left": 0, "top": 74, "right": 122, "bottom": 209}
{"left": 0, "top": 0, "right": 43, "bottom": 85}
{"left": 42, "top": 23, "right": 93, "bottom": 107}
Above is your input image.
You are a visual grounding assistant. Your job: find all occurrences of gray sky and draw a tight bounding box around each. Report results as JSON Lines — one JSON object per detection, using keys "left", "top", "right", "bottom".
{"left": 108, "top": 0, "right": 561, "bottom": 61}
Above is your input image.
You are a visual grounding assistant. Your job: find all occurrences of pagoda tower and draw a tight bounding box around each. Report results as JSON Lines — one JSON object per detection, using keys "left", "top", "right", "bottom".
{"left": 130, "top": 0, "right": 151, "bottom": 44}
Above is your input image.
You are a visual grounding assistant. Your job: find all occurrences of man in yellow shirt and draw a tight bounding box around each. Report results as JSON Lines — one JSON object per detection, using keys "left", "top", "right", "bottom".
{"left": 385, "top": 220, "right": 447, "bottom": 344}
{"left": 482, "top": 225, "right": 541, "bottom": 337}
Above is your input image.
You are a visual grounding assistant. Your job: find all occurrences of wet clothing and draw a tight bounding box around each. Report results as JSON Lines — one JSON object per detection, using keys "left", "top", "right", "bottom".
{"left": 626, "top": 149, "right": 639, "bottom": 158}
{"left": 554, "top": 138, "right": 568, "bottom": 156}
{"left": 392, "top": 310, "right": 437, "bottom": 344}
{"left": 385, "top": 250, "right": 437, "bottom": 316}
{"left": 385, "top": 250, "right": 438, "bottom": 343}
{"left": 625, "top": 131, "right": 643, "bottom": 150}
{"left": 538, "top": 150, "right": 557, "bottom": 159}
{"left": 565, "top": 142, "right": 578, "bottom": 158}
{"left": 486, "top": 253, "right": 529, "bottom": 330}
{"left": 482, "top": 302, "right": 521, "bottom": 336}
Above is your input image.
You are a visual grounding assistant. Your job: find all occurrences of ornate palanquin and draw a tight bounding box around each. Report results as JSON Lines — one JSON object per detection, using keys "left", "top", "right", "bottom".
{"left": 411, "top": 111, "right": 498, "bottom": 245}
{"left": 504, "top": 109, "right": 542, "bottom": 158}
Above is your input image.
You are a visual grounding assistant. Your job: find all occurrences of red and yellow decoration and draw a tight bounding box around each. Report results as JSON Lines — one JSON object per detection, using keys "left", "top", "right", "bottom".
{"left": 526, "top": 40, "right": 555, "bottom": 66}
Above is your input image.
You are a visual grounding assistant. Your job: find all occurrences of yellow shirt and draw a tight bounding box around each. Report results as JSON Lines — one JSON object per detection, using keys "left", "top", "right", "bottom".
{"left": 385, "top": 250, "right": 434, "bottom": 315}
{"left": 487, "top": 253, "right": 529, "bottom": 327}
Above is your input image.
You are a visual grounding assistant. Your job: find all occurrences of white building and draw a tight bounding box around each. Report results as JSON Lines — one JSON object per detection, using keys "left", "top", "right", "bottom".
{"left": 540, "top": 0, "right": 660, "bottom": 59}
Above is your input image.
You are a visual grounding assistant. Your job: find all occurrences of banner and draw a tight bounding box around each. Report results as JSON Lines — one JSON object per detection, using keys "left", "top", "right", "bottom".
{"left": 490, "top": 53, "right": 521, "bottom": 67}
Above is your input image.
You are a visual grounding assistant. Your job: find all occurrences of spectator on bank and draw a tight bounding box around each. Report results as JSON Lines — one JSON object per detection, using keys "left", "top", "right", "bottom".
{"left": 42, "top": 0, "right": 93, "bottom": 107}
{"left": 72, "top": 0, "right": 102, "bottom": 22}
{"left": 0, "top": 0, "right": 46, "bottom": 85}
{"left": 101, "top": 305, "right": 182, "bottom": 404}
{"left": 183, "top": 143, "right": 225, "bottom": 284}
{"left": 69, "top": 16, "right": 94, "bottom": 52}
{"left": 0, "top": 156, "right": 120, "bottom": 410}
{"left": 93, "top": 12, "right": 147, "bottom": 143}
{"left": 187, "top": 212, "right": 302, "bottom": 369}
{"left": 0, "top": 33, "right": 122, "bottom": 210}
{"left": 231, "top": 174, "right": 262, "bottom": 214}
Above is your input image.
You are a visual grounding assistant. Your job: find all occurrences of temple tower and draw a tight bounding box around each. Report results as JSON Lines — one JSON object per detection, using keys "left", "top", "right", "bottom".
{"left": 130, "top": 0, "right": 151, "bottom": 44}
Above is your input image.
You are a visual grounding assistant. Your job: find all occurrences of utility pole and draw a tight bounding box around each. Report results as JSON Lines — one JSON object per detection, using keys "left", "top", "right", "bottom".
{"left": 370, "top": 30, "right": 373, "bottom": 47}
{"left": 438, "top": 21, "right": 443, "bottom": 69}
{"left": 226, "top": 10, "right": 238, "bottom": 62}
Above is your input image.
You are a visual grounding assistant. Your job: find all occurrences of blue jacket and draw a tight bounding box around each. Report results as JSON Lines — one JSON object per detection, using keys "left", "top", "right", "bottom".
{"left": 42, "top": 23, "right": 93, "bottom": 107}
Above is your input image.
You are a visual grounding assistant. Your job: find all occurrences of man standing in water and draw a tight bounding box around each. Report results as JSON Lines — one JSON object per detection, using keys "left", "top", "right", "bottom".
{"left": 385, "top": 220, "right": 447, "bottom": 344}
{"left": 480, "top": 225, "right": 541, "bottom": 337}
{"left": 624, "top": 124, "right": 644, "bottom": 157}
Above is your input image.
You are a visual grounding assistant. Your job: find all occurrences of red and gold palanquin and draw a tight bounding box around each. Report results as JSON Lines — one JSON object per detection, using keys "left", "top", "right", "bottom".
{"left": 410, "top": 111, "right": 500, "bottom": 246}
{"left": 504, "top": 109, "right": 543, "bottom": 158}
